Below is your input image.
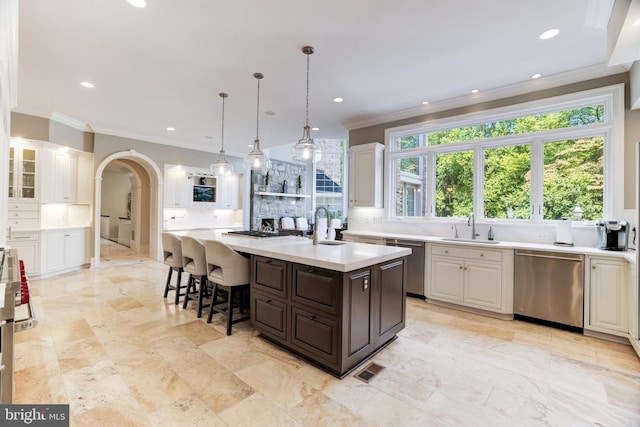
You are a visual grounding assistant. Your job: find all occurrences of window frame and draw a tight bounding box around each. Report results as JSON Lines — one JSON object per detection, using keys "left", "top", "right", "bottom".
{"left": 384, "top": 84, "right": 624, "bottom": 224}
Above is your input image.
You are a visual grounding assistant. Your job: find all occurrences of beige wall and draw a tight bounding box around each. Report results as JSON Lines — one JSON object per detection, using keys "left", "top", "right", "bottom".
{"left": 348, "top": 73, "right": 640, "bottom": 210}
{"left": 11, "top": 112, "right": 94, "bottom": 151}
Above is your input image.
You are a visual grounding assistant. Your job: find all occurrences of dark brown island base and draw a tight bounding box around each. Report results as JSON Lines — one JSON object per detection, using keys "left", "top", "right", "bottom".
{"left": 251, "top": 255, "right": 407, "bottom": 378}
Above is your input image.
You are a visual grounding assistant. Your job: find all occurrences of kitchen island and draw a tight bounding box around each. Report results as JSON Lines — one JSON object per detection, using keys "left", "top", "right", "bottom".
{"left": 171, "top": 230, "right": 411, "bottom": 377}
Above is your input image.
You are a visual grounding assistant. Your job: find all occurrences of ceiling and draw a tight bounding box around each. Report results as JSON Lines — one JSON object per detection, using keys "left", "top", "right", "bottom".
{"left": 13, "top": 0, "right": 635, "bottom": 157}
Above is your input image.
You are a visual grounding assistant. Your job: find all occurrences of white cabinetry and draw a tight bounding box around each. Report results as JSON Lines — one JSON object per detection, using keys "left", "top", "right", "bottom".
{"left": 348, "top": 142, "right": 384, "bottom": 208}
{"left": 429, "top": 244, "right": 513, "bottom": 315}
{"left": 41, "top": 149, "right": 78, "bottom": 203}
{"left": 585, "top": 257, "right": 628, "bottom": 337}
{"left": 217, "top": 174, "right": 240, "bottom": 209}
{"left": 42, "top": 228, "right": 88, "bottom": 275}
{"left": 164, "top": 166, "right": 190, "bottom": 208}
{"left": 118, "top": 218, "right": 131, "bottom": 247}
{"left": 8, "top": 143, "right": 38, "bottom": 202}
{"left": 7, "top": 202, "right": 39, "bottom": 229}
{"left": 8, "top": 230, "right": 40, "bottom": 276}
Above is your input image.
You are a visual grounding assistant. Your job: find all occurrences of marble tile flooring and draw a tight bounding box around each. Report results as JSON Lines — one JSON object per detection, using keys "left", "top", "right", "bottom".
{"left": 13, "top": 239, "right": 640, "bottom": 426}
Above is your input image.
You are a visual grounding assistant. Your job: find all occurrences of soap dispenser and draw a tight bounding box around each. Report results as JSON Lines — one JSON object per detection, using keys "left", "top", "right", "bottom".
{"left": 487, "top": 226, "right": 494, "bottom": 241}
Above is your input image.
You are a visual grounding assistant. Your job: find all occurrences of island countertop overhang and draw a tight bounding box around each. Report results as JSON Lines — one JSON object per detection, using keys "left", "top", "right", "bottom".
{"left": 169, "top": 230, "right": 411, "bottom": 272}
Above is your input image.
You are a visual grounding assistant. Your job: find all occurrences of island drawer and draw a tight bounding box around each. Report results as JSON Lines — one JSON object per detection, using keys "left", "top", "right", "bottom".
{"left": 291, "top": 306, "right": 339, "bottom": 366}
{"left": 291, "top": 264, "right": 340, "bottom": 316}
{"left": 252, "top": 292, "right": 288, "bottom": 340}
{"left": 431, "top": 244, "right": 502, "bottom": 262}
{"left": 252, "top": 256, "right": 288, "bottom": 298}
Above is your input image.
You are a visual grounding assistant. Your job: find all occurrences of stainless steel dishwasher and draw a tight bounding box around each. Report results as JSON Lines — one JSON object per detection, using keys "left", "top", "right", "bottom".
{"left": 514, "top": 249, "right": 584, "bottom": 330}
{"left": 385, "top": 239, "right": 425, "bottom": 298}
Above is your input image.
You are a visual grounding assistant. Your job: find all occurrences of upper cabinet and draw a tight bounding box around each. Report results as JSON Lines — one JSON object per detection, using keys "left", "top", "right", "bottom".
{"left": 9, "top": 144, "right": 38, "bottom": 202}
{"left": 349, "top": 142, "right": 384, "bottom": 208}
{"left": 41, "top": 149, "right": 77, "bottom": 203}
{"left": 217, "top": 174, "right": 240, "bottom": 209}
{"left": 164, "top": 166, "right": 190, "bottom": 208}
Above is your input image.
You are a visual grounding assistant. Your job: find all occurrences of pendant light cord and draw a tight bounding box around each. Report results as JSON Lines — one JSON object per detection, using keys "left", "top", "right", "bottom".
{"left": 220, "top": 93, "right": 226, "bottom": 152}
{"left": 305, "top": 51, "right": 310, "bottom": 127}
{"left": 255, "top": 74, "right": 261, "bottom": 141}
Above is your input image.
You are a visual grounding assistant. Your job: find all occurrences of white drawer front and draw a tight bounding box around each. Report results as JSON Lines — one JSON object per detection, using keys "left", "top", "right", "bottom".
{"left": 8, "top": 203, "right": 39, "bottom": 211}
{"left": 7, "top": 218, "right": 40, "bottom": 228}
{"left": 431, "top": 244, "right": 502, "bottom": 262}
{"left": 8, "top": 210, "right": 39, "bottom": 219}
{"left": 9, "top": 232, "right": 40, "bottom": 241}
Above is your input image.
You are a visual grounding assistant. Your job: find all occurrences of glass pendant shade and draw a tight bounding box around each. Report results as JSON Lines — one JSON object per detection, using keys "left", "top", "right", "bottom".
{"left": 245, "top": 73, "right": 270, "bottom": 170}
{"left": 291, "top": 45, "right": 322, "bottom": 163}
{"left": 210, "top": 92, "right": 233, "bottom": 176}
{"left": 244, "top": 139, "right": 270, "bottom": 170}
{"left": 291, "top": 126, "right": 322, "bottom": 162}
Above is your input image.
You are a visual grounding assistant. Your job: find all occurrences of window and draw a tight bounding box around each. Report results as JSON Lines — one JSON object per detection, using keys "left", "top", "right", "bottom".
{"left": 314, "top": 139, "right": 346, "bottom": 221}
{"left": 386, "top": 86, "right": 620, "bottom": 223}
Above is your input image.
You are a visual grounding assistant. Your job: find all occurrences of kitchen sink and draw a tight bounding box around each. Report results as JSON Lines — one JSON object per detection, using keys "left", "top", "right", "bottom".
{"left": 440, "top": 238, "right": 500, "bottom": 244}
{"left": 318, "top": 240, "right": 347, "bottom": 245}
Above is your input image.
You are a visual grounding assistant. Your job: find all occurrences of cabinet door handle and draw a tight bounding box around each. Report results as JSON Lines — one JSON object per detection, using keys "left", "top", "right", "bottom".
{"left": 444, "top": 250, "right": 449, "bottom": 254}
{"left": 308, "top": 268, "right": 315, "bottom": 273}
{"left": 363, "top": 278, "right": 369, "bottom": 291}
{"left": 459, "top": 266, "right": 463, "bottom": 270}
{"left": 480, "top": 253, "right": 484, "bottom": 257}
{"left": 265, "top": 299, "right": 272, "bottom": 303}
{"left": 265, "top": 260, "right": 273, "bottom": 264}
{"left": 592, "top": 265, "right": 596, "bottom": 269}
{"left": 308, "top": 315, "right": 316, "bottom": 320}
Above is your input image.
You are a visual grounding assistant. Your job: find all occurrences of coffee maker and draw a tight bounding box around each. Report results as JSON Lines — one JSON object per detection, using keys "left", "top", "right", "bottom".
{"left": 595, "top": 220, "right": 629, "bottom": 251}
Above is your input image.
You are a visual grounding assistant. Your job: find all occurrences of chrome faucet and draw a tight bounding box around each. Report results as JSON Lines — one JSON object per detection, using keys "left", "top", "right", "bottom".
{"left": 452, "top": 224, "right": 459, "bottom": 238}
{"left": 313, "top": 206, "right": 330, "bottom": 245}
{"left": 468, "top": 212, "right": 479, "bottom": 239}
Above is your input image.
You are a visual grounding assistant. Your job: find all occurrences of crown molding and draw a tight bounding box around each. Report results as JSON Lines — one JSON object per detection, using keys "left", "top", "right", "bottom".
{"left": 49, "top": 111, "right": 94, "bottom": 132}
{"left": 343, "top": 63, "right": 628, "bottom": 131}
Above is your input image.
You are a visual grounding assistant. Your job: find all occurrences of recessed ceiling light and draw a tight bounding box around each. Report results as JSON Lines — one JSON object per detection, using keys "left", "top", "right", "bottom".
{"left": 333, "top": 97, "right": 344, "bottom": 103}
{"left": 471, "top": 89, "right": 479, "bottom": 94}
{"left": 167, "top": 127, "right": 175, "bottom": 131}
{"left": 531, "top": 73, "right": 542, "bottom": 79}
{"left": 80, "top": 81, "right": 95, "bottom": 88}
{"left": 422, "top": 101, "right": 430, "bottom": 105}
{"left": 204, "top": 135, "right": 213, "bottom": 139}
{"left": 265, "top": 111, "right": 276, "bottom": 116}
{"left": 127, "top": 0, "right": 147, "bottom": 8}
{"left": 311, "top": 127, "right": 319, "bottom": 131}
{"left": 539, "top": 28, "right": 559, "bottom": 40}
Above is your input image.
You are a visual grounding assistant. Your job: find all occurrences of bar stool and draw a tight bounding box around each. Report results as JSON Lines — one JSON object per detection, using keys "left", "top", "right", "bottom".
{"left": 180, "top": 236, "right": 210, "bottom": 318}
{"left": 204, "top": 240, "right": 251, "bottom": 335}
{"left": 162, "top": 232, "right": 186, "bottom": 305}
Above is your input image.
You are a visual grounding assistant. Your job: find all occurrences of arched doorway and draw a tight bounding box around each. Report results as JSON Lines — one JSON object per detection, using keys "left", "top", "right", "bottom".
{"left": 93, "top": 150, "right": 163, "bottom": 267}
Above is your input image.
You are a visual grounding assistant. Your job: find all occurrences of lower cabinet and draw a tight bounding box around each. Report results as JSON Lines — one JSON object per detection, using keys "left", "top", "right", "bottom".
{"left": 585, "top": 256, "right": 628, "bottom": 337}
{"left": 428, "top": 244, "right": 513, "bottom": 315}
{"left": 42, "top": 228, "right": 89, "bottom": 275}
{"left": 8, "top": 231, "right": 40, "bottom": 276}
{"left": 251, "top": 254, "right": 406, "bottom": 377}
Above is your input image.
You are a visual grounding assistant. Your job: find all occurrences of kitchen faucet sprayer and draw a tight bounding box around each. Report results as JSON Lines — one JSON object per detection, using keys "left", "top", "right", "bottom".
{"left": 313, "top": 206, "right": 330, "bottom": 245}
{"left": 468, "top": 212, "right": 479, "bottom": 240}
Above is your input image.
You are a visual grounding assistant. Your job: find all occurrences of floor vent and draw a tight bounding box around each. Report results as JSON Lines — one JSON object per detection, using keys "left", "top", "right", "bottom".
{"left": 354, "top": 362, "right": 385, "bottom": 383}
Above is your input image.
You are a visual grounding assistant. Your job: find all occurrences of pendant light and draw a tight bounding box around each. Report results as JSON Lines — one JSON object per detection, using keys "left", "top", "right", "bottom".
{"left": 244, "top": 73, "right": 271, "bottom": 170}
{"left": 210, "top": 92, "right": 233, "bottom": 176}
{"left": 291, "top": 46, "right": 322, "bottom": 163}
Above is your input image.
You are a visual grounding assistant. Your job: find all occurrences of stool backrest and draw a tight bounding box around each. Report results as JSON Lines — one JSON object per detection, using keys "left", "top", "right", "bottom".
{"left": 295, "top": 217, "right": 308, "bottom": 231}
{"left": 204, "top": 240, "right": 250, "bottom": 286}
{"left": 162, "top": 232, "right": 183, "bottom": 268}
{"left": 281, "top": 217, "right": 295, "bottom": 229}
{"left": 181, "top": 236, "right": 207, "bottom": 276}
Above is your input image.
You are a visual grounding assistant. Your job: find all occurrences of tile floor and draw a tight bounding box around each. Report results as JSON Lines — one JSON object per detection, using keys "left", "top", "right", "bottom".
{"left": 12, "top": 239, "right": 640, "bottom": 426}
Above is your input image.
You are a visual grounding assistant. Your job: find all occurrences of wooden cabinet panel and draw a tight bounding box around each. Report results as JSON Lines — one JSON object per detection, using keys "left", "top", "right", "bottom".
{"left": 252, "top": 256, "right": 288, "bottom": 298}
{"left": 292, "top": 265, "right": 339, "bottom": 315}
{"left": 464, "top": 262, "right": 502, "bottom": 310}
{"left": 377, "top": 259, "right": 405, "bottom": 338}
{"left": 586, "top": 257, "right": 627, "bottom": 336}
{"left": 252, "top": 292, "right": 288, "bottom": 339}
{"left": 345, "top": 270, "right": 372, "bottom": 356}
{"left": 291, "top": 306, "right": 338, "bottom": 365}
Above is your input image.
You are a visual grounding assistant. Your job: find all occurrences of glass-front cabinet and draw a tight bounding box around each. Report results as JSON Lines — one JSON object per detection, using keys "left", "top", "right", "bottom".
{"left": 8, "top": 144, "right": 38, "bottom": 201}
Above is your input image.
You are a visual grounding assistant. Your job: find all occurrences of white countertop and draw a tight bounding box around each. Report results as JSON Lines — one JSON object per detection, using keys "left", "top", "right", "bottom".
{"left": 342, "top": 230, "right": 636, "bottom": 264}
{"left": 170, "top": 229, "right": 411, "bottom": 272}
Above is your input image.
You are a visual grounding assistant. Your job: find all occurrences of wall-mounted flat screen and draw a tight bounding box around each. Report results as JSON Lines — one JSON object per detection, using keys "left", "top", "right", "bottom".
{"left": 193, "top": 185, "right": 216, "bottom": 202}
